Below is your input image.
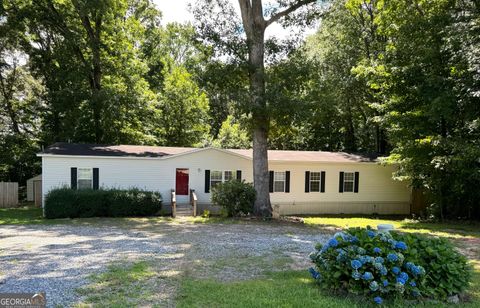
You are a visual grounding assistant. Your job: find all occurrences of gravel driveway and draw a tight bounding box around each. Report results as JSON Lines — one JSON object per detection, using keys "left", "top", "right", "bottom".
{"left": 0, "top": 219, "right": 329, "bottom": 307}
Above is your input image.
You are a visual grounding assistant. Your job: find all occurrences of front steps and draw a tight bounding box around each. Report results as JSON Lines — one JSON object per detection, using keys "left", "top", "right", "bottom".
{"left": 175, "top": 204, "right": 193, "bottom": 217}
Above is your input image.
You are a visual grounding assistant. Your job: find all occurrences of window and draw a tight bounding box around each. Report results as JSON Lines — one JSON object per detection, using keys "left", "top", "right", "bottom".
{"left": 274, "top": 171, "right": 286, "bottom": 192}
{"left": 310, "top": 172, "right": 321, "bottom": 192}
{"left": 224, "top": 171, "right": 234, "bottom": 182}
{"left": 210, "top": 171, "right": 223, "bottom": 189}
{"left": 210, "top": 170, "right": 235, "bottom": 189}
{"left": 77, "top": 168, "right": 93, "bottom": 190}
{"left": 343, "top": 172, "right": 355, "bottom": 192}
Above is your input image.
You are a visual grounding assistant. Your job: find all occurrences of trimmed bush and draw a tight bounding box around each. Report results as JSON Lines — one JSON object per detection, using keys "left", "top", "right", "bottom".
{"left": 211, "top": 180, "right": 256, "bottom": 217}
{"left": 309, "top": 227, "right": 471, "bottom": 304}
{"left": 44, "top": 187, "right": 162, "bottom": 219}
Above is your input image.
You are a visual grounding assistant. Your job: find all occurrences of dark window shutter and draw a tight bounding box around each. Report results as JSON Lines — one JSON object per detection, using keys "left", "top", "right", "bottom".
{"left": 321, "top": 171, "right": 326, "bottom": 193}
{"left": 71, "top": 167, "right": 77, "bottom": 189}
{"left": 93, "top": 168, "right": 99, "bottom": 190}
{"left": 236, "top": 170, "right": 242, "bottom": 181}
{"left": 339, "top": 172, "right": 344, "bottom": 193}
{"left": 285, "top": 171, "right": 290, "bottom": 193}
{"left": 205, "top": 170, "right": 210, "bottom": 193}
{"left": 354, "top": 172, "right": 359, "bottom": 193}
{"left": 305, "top": 171, "right": 310, "bottom": 193}
{"left": 269, "top": 171, "right": 274, "bottom": 193}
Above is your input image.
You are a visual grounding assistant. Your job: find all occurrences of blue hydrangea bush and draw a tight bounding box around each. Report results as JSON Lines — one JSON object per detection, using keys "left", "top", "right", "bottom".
{"left": 309, "top": 227, "right": 470, "bottom": 304}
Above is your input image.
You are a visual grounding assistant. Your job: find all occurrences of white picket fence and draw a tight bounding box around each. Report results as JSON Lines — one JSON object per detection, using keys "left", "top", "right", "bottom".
{"left": 0, "top": 182, "right": 19, "bottom": 208}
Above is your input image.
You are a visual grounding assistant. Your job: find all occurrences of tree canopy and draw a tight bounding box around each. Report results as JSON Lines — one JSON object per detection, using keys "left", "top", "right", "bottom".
{"left": 1, "top": 0, "right": 478, "bottom": 219}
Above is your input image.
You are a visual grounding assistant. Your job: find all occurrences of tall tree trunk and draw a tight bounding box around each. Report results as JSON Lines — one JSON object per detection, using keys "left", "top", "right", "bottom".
{"left": 239, "top": 0, "right": 272, "bottom": 216}
{"left": 238, "top": 0, "right": 316, "bottom": 216}
{"left": 250, "top": 29, "right": 271, "bottom": 216}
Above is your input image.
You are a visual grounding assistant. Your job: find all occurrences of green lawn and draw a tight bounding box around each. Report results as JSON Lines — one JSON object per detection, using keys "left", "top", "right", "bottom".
{"left": 0, "top": 206, "right": 44, "bottom": 225}
{"left": 303, "top": 216, "right": 480, "bottom": 239}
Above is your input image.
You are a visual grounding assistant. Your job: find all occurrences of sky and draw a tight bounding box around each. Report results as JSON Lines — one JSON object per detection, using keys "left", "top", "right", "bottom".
{"left": 153, "top": 0, "right": 317, "bottom": 39}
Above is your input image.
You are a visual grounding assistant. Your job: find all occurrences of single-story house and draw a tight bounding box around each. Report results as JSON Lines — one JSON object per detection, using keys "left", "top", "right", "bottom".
{"left": 38, "top": 142, "right": 412, "bottom": 215}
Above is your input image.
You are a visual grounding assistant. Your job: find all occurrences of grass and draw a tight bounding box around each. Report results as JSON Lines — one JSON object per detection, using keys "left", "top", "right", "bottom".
{"left": 303, "top": 217, "right": 480, "bottom": 239}
{"left": 0, "top": 206, "right": 44, "bottom": 225}
{"left": 177, "top": 269, "right": 480, "bottom": 308}
{"left": 177, "top": 271, "right": 361, "bottom": 308}
{"left": 76, "top": 261, "right": 159, "bottom": 307}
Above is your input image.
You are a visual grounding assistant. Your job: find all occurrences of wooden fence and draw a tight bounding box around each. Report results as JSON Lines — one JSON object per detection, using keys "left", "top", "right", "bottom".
{"left": 0, "top": 182, "right": 19, "bottom": 208}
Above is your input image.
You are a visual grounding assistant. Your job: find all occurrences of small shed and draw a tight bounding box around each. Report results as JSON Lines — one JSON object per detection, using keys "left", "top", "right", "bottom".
{"left": 27, "top": 174, "right": 42, "bottom": 205}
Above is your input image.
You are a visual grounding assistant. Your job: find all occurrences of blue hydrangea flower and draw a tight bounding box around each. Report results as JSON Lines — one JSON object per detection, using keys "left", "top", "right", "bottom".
{"left": 373, "top": 296, "right": 383, "bottom": 305}
{"left": 374, "top": 262, "right": 384, "bottom": 271}
{"left": 405, "top": 262, "right": 414, "bottom": 271}
{"left": 396, "top": 277, "right": 406, "bottom": 285}
{"left": 409, "top": 281, "right": 416, "bottom": 287}
{"left": 333, "top": 232, "right": 352, "bottom": 242}
{"left": 352, "top": 270, "right": 361, "bottom": 280}
{"left": 357, "top": 247, "right": 366, "bottom": 255}
{"left": 373, "top": 247, "right": 382, "bottom": 254}
{"left": 362, "top": 272, "right": 374, "bottom": 281}
{"left": 350, "top": 236, "right": 359, "bottom": 243}
{"left": 367, "top": 230, "right": 376, "bottom": 238}
{"left": 369, "top": 281, "right": 379, "bottom": 291}
{"left": 411, "top": 265, "right": 425, "bottom": 276}
{"left": 351, "top": 259, "right": 362, "bottom": 270}
{"left": 359, "top": 256, "right": 368, "bottom": 265}
{"left": 336, "top": 249, "right": 347, "bottom": 262}
{"left": 399, "top": 272, "right": 409, "bottom": 282}
{"left": 327, "top": 238, "right": 339, "bottom": 248}
{"left": 374, "top": 257, "right": 384, "bottom": 264}
{"left": 392, "top": 267, "right": 401, "bottom": 275}
{"left": 380, "top": 266, "right": 388, "bottom": 276}
{"left": 387, "top": 253, "right": 399, "bottom": 262}
{"left": 308, "top": 267, "right": 320, "bottom": 280}
{"left": 395, "top": 241, "right": 408, "bottom": 251}
{"left": 382, "top": 280, "right": 389, "bottom": 287}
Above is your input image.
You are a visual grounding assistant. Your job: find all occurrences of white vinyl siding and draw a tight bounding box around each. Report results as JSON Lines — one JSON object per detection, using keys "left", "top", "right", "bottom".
{"left": 77, "top": 168, "right": 93, "bottom": 190}
{"left": 40, "top": 148, "right": 411, "bottom": 215}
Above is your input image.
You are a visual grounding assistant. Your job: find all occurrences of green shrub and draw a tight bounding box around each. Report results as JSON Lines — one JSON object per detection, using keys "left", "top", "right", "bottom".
{"left": 309, "top": 227, "right": 471, "bottom": 304}
{"left": 202, "top": 209, "right": 211, "bottom": 218}
{"left": 211, "top": 180, "right": 256, "bottom": 217}
{"left": 44, "top": 187, "right": 162, "bottom": 219}
{"left": 399, "top": 233, "right": 471, "bottom": 299}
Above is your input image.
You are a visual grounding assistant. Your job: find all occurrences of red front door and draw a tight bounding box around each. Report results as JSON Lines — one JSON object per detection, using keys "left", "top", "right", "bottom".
{"left": 175, "top": 168, "right": 189, "bottom": 195}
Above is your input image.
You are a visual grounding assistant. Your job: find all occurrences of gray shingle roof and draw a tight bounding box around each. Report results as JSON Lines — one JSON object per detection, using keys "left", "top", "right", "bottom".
{"left": 40, "top": 142, "right": 378, "bottom": 162}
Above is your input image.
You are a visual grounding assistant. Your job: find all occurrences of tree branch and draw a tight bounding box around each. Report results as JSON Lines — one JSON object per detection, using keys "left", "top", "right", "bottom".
{"left": 265, "top": 0, "right": 316, "bottom": 27}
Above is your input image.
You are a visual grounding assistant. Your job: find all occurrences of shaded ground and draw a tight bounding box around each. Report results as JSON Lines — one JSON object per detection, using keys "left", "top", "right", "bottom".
{"left": 0, "top": 218, "right": 329, "bottom": 307}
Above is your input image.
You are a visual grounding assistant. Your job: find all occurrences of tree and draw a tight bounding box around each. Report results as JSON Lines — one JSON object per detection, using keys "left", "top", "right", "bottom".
{"left": 356, "top": 0, "right": 480, "bottom": 219}
{"left": 236, "top": 0, "right": 322, "bottom": 216}
{"left": 213, "top": 115, "right": 251, "bottom": 149}
{"left": 157, "top": 66, "right": 210, "bottom": 146}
